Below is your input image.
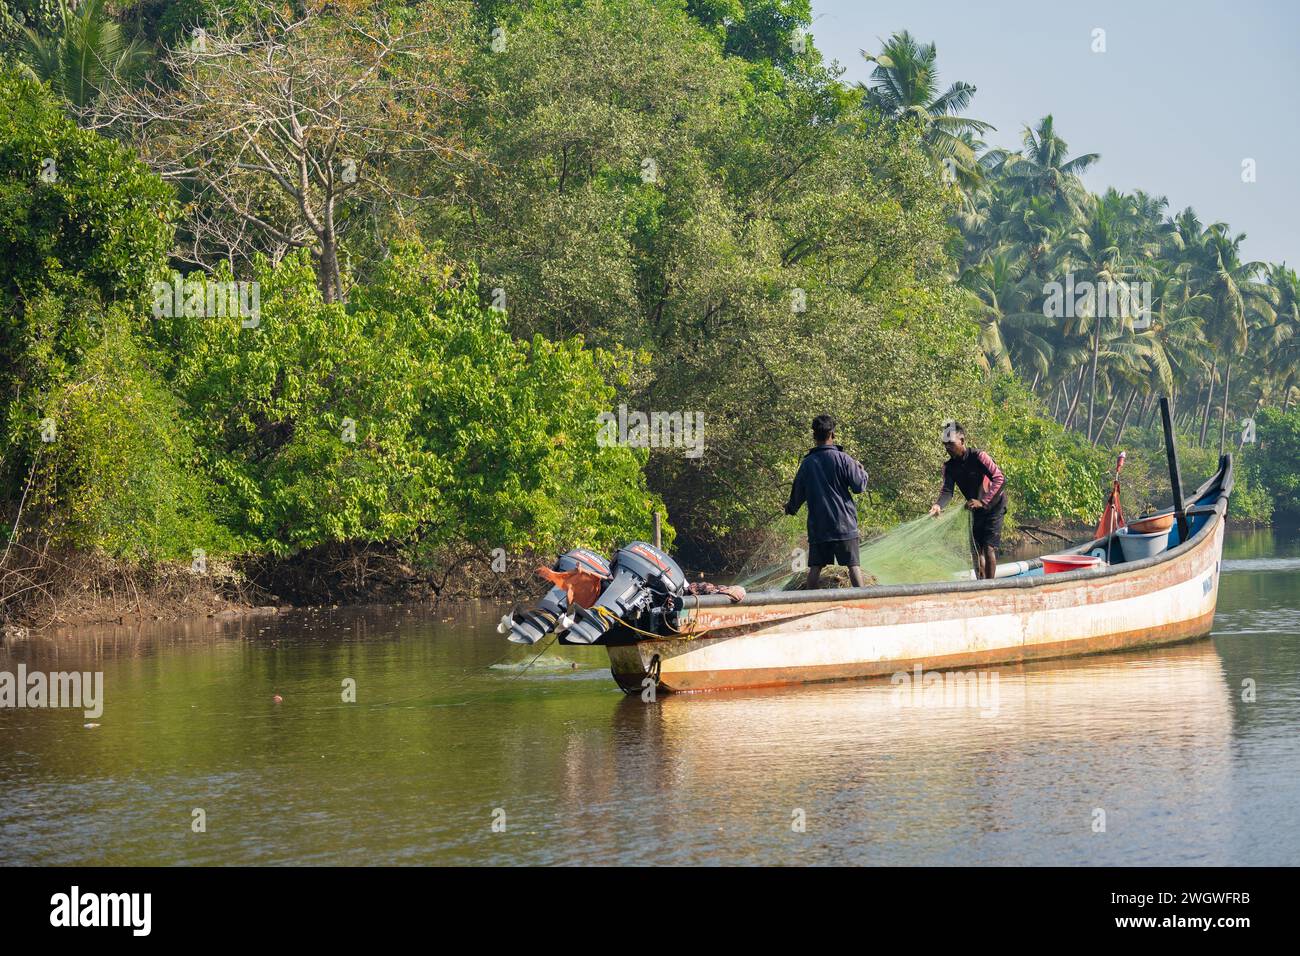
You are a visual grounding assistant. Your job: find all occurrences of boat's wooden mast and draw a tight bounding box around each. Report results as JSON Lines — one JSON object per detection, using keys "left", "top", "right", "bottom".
{"left": 1159, "top": 397, "right": 1190, "bottom": 543}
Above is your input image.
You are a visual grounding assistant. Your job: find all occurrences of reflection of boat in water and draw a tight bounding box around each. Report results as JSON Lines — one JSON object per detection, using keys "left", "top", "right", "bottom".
{"left": 604, "top": 457, "right": 1232, "bottom": 693}
{"left": 554, "top": 642, "right": 1238, "bottom": 866}
{"left": 613, "top": 639, "right": 1233, "bottom": 747}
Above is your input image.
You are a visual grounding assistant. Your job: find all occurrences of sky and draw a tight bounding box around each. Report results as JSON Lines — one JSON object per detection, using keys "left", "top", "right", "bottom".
{"left": 809, "top": 0, "right": 1300, "bottom": 269}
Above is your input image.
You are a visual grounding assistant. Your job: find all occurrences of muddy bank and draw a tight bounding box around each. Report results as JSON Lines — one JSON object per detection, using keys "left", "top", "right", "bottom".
{"left": 0, "top": 540, "right": 551, "bottom": 631}
{"left": 0, "top": 545, "right": 268, "bottom": 632}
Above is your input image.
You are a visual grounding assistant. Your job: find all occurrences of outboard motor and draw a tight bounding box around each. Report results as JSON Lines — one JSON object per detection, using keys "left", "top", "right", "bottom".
{"left": 561, "top": 541, "right": 687, "bottom": 645}
{"left": 503, "top": 548, "right": 612, "bottom": 645}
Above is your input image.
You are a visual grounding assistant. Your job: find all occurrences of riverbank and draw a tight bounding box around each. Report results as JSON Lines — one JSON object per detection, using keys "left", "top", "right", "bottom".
{"left": 0, "top": 539, "right": 548, "bottom": 631}
{"left": 4, "top": 518, "right": 1282, "bottom": 632}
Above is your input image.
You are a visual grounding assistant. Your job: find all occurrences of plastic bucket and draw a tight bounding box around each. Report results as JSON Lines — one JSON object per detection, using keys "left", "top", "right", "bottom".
{"left": 1117, "top": 526, "right": 1169, "bottom": 562}
{"left": 1127, "top": 513, "right": 1175, "bottom": 535}
{"left": 1042, "top": 554, "right": 1105, "bottom": 574}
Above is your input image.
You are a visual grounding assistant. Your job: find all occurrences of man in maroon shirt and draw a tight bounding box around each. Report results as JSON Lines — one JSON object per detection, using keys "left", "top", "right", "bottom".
{"left": 927, "top": 421, "right": 1007, "bottom": 580}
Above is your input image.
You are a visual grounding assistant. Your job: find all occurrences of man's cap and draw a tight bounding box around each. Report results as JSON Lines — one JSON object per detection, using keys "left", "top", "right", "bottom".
{"left": 941, "top": 420, "right": 961, "bottom": 443}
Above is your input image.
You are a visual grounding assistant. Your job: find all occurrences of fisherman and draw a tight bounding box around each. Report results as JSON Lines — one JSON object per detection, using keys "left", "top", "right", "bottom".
{"left": 784, "top": 414, "right": 869, "bottom": 589}
{"left": 927, "top": 421, "right": 1006, "bottom": 580}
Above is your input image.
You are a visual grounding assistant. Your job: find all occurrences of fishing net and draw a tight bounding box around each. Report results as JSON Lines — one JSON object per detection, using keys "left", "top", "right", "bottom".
{"left": 733, "top": 512, "right": 809, "bottom": 591}
{"left": 732, "top": 505, "right": 974, "bottom": 591}
{"left": 857, "top": 505, "right": 973, "bottom": 585}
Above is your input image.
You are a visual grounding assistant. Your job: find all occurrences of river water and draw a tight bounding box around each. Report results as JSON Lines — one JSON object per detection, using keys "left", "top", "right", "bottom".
{"left": 2, "top": 527, "right": 1297, "bottom": 866}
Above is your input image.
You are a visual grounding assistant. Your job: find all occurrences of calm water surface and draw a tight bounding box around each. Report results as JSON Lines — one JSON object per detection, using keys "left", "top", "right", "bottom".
{"left": 2, "top": 527, "right": 1298, "bottom": 866}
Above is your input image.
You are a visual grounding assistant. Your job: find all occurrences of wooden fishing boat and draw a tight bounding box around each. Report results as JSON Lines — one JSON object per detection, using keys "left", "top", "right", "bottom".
{"left": 606, "top": 454, "right": 1233, "bottom": 694}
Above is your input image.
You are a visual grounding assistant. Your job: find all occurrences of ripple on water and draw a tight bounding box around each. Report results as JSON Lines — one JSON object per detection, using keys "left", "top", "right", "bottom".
{"left": 1212, "top": 606, "right": 1300, "bottom": 635}
{"left": 1222, "top": 557, "right": 1300, "bottom": 574}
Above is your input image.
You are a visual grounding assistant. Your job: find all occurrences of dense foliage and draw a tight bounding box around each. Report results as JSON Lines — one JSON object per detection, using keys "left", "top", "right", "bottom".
{"left": 1, "top": 65, "right": 663, "bottom": 572}
{"left": 1, "top": 0, "right": 1293, "bottom": 591}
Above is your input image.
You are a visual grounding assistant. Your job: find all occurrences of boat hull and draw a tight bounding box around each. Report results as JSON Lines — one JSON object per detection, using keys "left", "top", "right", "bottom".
{"left": 608, "top": 489, "right": 1226, "bottom": 694}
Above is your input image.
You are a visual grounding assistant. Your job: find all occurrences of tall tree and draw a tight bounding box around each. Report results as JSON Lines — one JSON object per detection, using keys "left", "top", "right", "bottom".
{"left": 859, "top": 30, "right": 993, "bottom": 182}
{"left": 95, "top": 0, "right": 473, "bottom": 302}
{"left": 1208, "top": 226, "right": 1273, "bottom": 452}
{"left": 997, "top": 115, "right": 1098, "bottom": 216}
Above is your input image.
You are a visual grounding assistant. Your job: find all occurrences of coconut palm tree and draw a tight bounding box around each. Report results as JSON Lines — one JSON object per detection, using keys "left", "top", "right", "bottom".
{"left": 1262, "top": 264, "right": 1300, "bottom": 411}
{"left": 1191, "top": 225, "right": 1276, "bottom": 454}
{"left": 19, "top": 0, "right": 149, "bottom": 109}
{"left": 996, "top": 115, "right": 1099, "bottom": 217}
{"left": 1059, "top": 192, "right": 1143, "bottom": 441}
{"left": 959, "top": 251, "right": 1056, "bottom": 381}
{"left": 859, "top": 31, "right": 994, "bottom": 181}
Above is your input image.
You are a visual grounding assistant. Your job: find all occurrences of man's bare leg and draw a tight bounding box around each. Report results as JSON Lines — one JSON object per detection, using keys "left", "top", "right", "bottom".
{"left": 983, "top": 546, "right": 997, "bottom": 580}
{"left": 849, "top": 565, "right": 866, "bottom": 588}
{"left": 806, "top": 566, "right": 822, "bottom": 589}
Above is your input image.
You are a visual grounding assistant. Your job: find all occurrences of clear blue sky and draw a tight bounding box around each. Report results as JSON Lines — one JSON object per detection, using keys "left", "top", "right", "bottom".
{"left": 810, "top": 0, "right": 1300, "bottom": 269}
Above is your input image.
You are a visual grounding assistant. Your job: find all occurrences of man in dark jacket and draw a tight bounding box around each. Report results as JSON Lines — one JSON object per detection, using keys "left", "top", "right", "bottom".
{"left": 784, "top": 415, "right": 869, "bottom": 588}
{"left": 927, "top": 420, "right": 1007, "bottom": 579}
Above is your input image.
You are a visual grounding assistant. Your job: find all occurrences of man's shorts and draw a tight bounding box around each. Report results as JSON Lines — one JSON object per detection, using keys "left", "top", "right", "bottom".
{"left": 808, "top": 536, "right": 860, "bottom": 568}
{"left": 971, "top": 497, "right": 1008, "bottom": 552}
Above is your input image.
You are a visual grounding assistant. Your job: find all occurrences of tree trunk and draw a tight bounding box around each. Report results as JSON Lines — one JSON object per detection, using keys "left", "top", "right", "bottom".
{"left": 1093, "top": 387, "right": 1121, "bottom": 446}
{"left": 1063, "top": 364, "right": 1087, "bottom": 431}
{"left": 1199, "top": 359, "right": 1218, "bottom": 447}
{"left": 1218, "top": 358, "right": 1233, "bottom": 457}
{"left": 1113, "top": 388, "right": 1140, "bottom": 447}
{"left": 1086, "top": 318, "right": 1102, "bottom": 441}
{"left": 318, "top": 237, "right": 342, "bottom": 304}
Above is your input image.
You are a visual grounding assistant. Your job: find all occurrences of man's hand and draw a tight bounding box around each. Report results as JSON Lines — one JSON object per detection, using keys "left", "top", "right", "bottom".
{"left": 928, "top": 504, "right": 942, "bottom": 518}
{"left": 966, "top": 499, "right": 984, "bottom": 510}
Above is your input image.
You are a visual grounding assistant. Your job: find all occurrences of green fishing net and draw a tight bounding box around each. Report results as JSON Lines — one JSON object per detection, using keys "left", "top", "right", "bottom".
{"left": 858, "top": 505, "right": 975, "bottom": 585}
{"left": 733, "top": 505, "right": 975, "bottom": 590}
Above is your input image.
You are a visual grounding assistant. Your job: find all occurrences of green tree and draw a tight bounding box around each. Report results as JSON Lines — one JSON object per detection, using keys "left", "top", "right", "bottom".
{"left": 1248, "top": 407, "right": 1300, "bottom": 520}
{"left": 997, "top": 115, "right": 1099, "bottom": 216}
{"left": 154, "top": 243, "right": 666, "bottom": 556}
{"left": 859, "top": 30, "right": 993, "bottom": 181}
{"left": 18, "top": 0, "right": 150, "bottom": 109}
{"left": 0, "top": 65, "right": 176, "bottom": 455}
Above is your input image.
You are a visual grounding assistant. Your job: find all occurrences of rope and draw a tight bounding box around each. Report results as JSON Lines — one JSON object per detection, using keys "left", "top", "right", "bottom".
{"left": 593, "top": 603, "right": 711, "bottom": 642}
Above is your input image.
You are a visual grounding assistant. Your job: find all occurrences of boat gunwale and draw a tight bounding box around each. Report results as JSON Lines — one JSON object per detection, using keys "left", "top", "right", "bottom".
{"left": 683, "top": 454, "right": 1233, "bottom": 611}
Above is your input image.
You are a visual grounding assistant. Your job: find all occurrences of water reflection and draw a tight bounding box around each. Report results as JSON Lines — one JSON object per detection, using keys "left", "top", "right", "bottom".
{"left": 0, "top": 527, "right": 1296, "bottom": 865}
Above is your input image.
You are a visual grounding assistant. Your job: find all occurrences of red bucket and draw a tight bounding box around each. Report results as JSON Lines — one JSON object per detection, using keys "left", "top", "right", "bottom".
{"left": 1042, "top": 554, "right": 1105, "bottom": 574}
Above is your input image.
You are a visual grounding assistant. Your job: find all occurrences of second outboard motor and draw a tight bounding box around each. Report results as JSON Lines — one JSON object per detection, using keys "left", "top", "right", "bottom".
{"left": 562, "top": 541, "right": 687, "bottom": 644}
{"left": 505, "top": 548, "right": 612, "bottom": 644}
